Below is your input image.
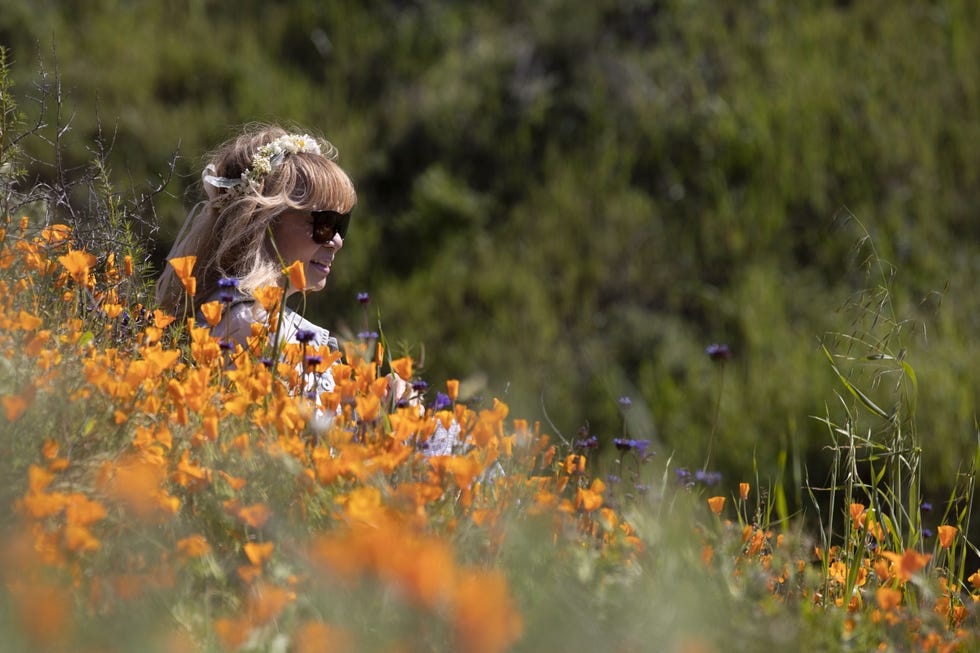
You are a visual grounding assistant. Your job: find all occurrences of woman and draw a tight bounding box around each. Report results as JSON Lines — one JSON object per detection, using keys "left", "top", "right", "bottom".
{"left": 156, "top": 124, "right": 356, "bottom": 391}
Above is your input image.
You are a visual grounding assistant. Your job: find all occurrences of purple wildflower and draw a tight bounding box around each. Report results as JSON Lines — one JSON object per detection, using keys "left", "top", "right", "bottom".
{"left": 304, "top": 355, "right": 323, "bottom": 368}
{"left": 357, "top": 292, "right": 370, "bottom": 304}
{"left": 218, "top": 277, "right": 239, "bottom": 288}
{"left": 613, "top": 438, "right": 653, "bottom": 457}
{"left": 295, "top": 329, "right": 316, "bottom": 344}
{"left": 411, "top": 380, "right": 429, "bottom": 392}
{"left": 676, "top": 469, "right": 695, "bottom": 489}
{"left": 694, "top": 469, "right": 723, "bottom": 486}
{"left": 432, "top": 392, "right": 452, "bottom": 411}
{"left": 706, "top": 343, "right": 732, "bottom": 361}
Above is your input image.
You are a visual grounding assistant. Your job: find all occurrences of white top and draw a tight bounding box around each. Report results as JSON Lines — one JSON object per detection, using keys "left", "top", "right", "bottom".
{"left": 199, "top": 290, "right": 467, "bottom": 457}
{"left": 200, "top": 289, "right": 337, "bottom": 395}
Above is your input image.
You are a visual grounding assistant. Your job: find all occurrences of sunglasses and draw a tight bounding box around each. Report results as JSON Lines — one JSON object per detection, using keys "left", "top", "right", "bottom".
{"left": 310, "top": 209, "right": 351, "bottom": 244}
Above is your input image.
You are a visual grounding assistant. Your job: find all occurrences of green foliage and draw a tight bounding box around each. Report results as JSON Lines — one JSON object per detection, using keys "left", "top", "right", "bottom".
{"left": 1, "top": 0, "right": 978, "bottom": 513}
{"left": 2, "top": 52, "right": 980, "bottom": 651}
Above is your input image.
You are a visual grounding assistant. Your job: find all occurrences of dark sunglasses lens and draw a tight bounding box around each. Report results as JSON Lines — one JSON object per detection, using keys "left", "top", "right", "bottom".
{"left": 311, "top": 210, "right": 351, "bottom": 244}
{"left": 335, "top": 212, "right": 350, "bottom": 240}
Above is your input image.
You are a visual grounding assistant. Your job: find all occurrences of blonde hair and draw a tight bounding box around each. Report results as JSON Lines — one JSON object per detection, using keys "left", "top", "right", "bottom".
{"left": 156, "top": 124, "right": 357, "bottom": 315}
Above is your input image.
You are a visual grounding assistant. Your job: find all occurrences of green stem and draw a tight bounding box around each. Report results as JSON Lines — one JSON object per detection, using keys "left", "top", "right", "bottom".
{"left": 703, "top": 363, "right": 725, "bottom": 471}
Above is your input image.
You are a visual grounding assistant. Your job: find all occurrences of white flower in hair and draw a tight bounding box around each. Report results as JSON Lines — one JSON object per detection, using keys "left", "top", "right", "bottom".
{"left": 204, "top": 133, "right": 326, "bottom": 199}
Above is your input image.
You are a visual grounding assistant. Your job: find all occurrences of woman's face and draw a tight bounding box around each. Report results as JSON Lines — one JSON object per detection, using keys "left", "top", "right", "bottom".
{"left": 270, "top": 208, "right": 344, "bottom": 293}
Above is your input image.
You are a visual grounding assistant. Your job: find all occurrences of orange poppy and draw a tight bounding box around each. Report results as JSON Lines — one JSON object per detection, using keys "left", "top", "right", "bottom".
{"left": 63, "top": 525, "right": 100, "bottom": 552}
{"left": 176, "top": 534, "right": 212, "bottom": 559}
{"left": 355, "top": 394, "right": 381, "bottom": 422}
{"left": 563, "top": 454, "right": 586, "bottom": 475}
{"left": 9, "top": 581, "right": 72, "bottom": 649}
{"left": 337, "top": 487, "right": 383, "bottom": 524}
{"left": 2, "top": 391, "right": 31, "bottom": 421}
{"left": 849, "top": 503, "right": 866, "bottom": 529}
{"left": 237, "top": 564, "right": 264, "bottom": 584}
{"left": 199, "top": 301, "right": 223, "bottom": 327}
{"left": 58, "top": 250, "right": 97, "bottom": 286}
{"left": 452, "top": 570, "right": 523, "bottom": 653}
{"left": 246, "top": 582, "right": 296, "bottom": 625}
{"left": 938, "top": 525, "right": 958, "bottom": 549}
{"left": 153, "top": 310, "right": 176, "bottom": 329}
{"left": 41, "top": 223, "right": 71, "bottom": 244}
{"left": 284, "top": 260, "right": 306, "bottom": 291}
{"left": 390, "top": 356, "right": 413, "bottom": 381}
{"left": 97, "top": 456, "right": 168, "bottom": 519}
{"left": 293, "top": 621, "right": 354, "bottom": 653}
{"left": 167, "top": 255, "right": 196, "bottom": 281}
{"left": 876, "top": 587, "right": 903, "bottom": 611}
{"left": 168, "top": 255, "right": 197, "bottom": 296}
{"left": 64, "top": 493, "right": 107, "bottom": 527}
{"left": 575, "top": 483, "right": 604, "bottom": 512}
{"left": 253, "top": 285, "right": 284, "bottom": 312}
{"left": 142, "top": 348, "right": 181, "bottom": 375}
{"left": 15, "top": 311, "right": 43, "bottom": 331}
{"left": 213, "top": 617, "right": 251, "bottom": 652}
{"left": 880, "top": 549, "right": 931, "bottom": 584}
{"left": 244, "top": 541, "right": 275, "bottom": 566}
{"left": 218, "top": 471, "right": 247, "bottom": 491}
{"left": 707, "top": 496, "right": 726, "bottom": 515}
{"left": 446, "top": 379, "right": 460, "bottom": 402}
{"left": 20, "top": 491, "right": 68, "bottom": 520}
{"left": 236, "top": 503, "right": 272, "bottom": 529}
{"left": 41, "top": 439, "right": 59, "bottom": 460}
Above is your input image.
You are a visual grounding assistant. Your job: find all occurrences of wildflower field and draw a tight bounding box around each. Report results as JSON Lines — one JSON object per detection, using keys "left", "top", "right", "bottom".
{"left": 2, "top": 56, "right": 980, "bottom": 653}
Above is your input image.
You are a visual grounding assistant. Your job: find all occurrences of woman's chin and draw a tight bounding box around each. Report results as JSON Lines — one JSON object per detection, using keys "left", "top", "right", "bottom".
{"left": 286, "top": 277, "right": 327, "bottom": 295}
{"left": 305, "top": 277, "right": 328, "bottom": 293}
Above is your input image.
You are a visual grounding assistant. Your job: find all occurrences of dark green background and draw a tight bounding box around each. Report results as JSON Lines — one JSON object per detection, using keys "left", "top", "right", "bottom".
{"left": 2, "top": 0, "right": 977, "bottom": 514}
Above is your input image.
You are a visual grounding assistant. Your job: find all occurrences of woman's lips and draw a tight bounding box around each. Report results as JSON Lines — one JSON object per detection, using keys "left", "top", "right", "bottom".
{"left": 310, "top": 259, "right": 332, "bottom": 274}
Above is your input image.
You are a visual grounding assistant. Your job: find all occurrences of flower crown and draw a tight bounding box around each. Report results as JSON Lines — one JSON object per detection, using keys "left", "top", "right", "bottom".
{"left": 202, "top": 133, "right": 330, "bottom": 201}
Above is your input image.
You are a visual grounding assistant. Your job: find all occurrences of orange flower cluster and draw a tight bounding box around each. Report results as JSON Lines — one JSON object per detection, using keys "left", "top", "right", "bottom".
{"left": 703, "top": 491, "right": 979, "bottom": 649}
{"left": 0, "top": 217, "right": 641, "bottom": 651}
{"left": 6, "top": 214, "right": 975, "bottom": 651}
{"left": 308, "top": 516, "right": 523, "bottom": 653}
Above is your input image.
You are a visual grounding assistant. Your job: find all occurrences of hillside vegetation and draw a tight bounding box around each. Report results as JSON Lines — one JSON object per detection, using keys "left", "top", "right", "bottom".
{"left": 1, "top": 0, "right": 978, "bottom": 516}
